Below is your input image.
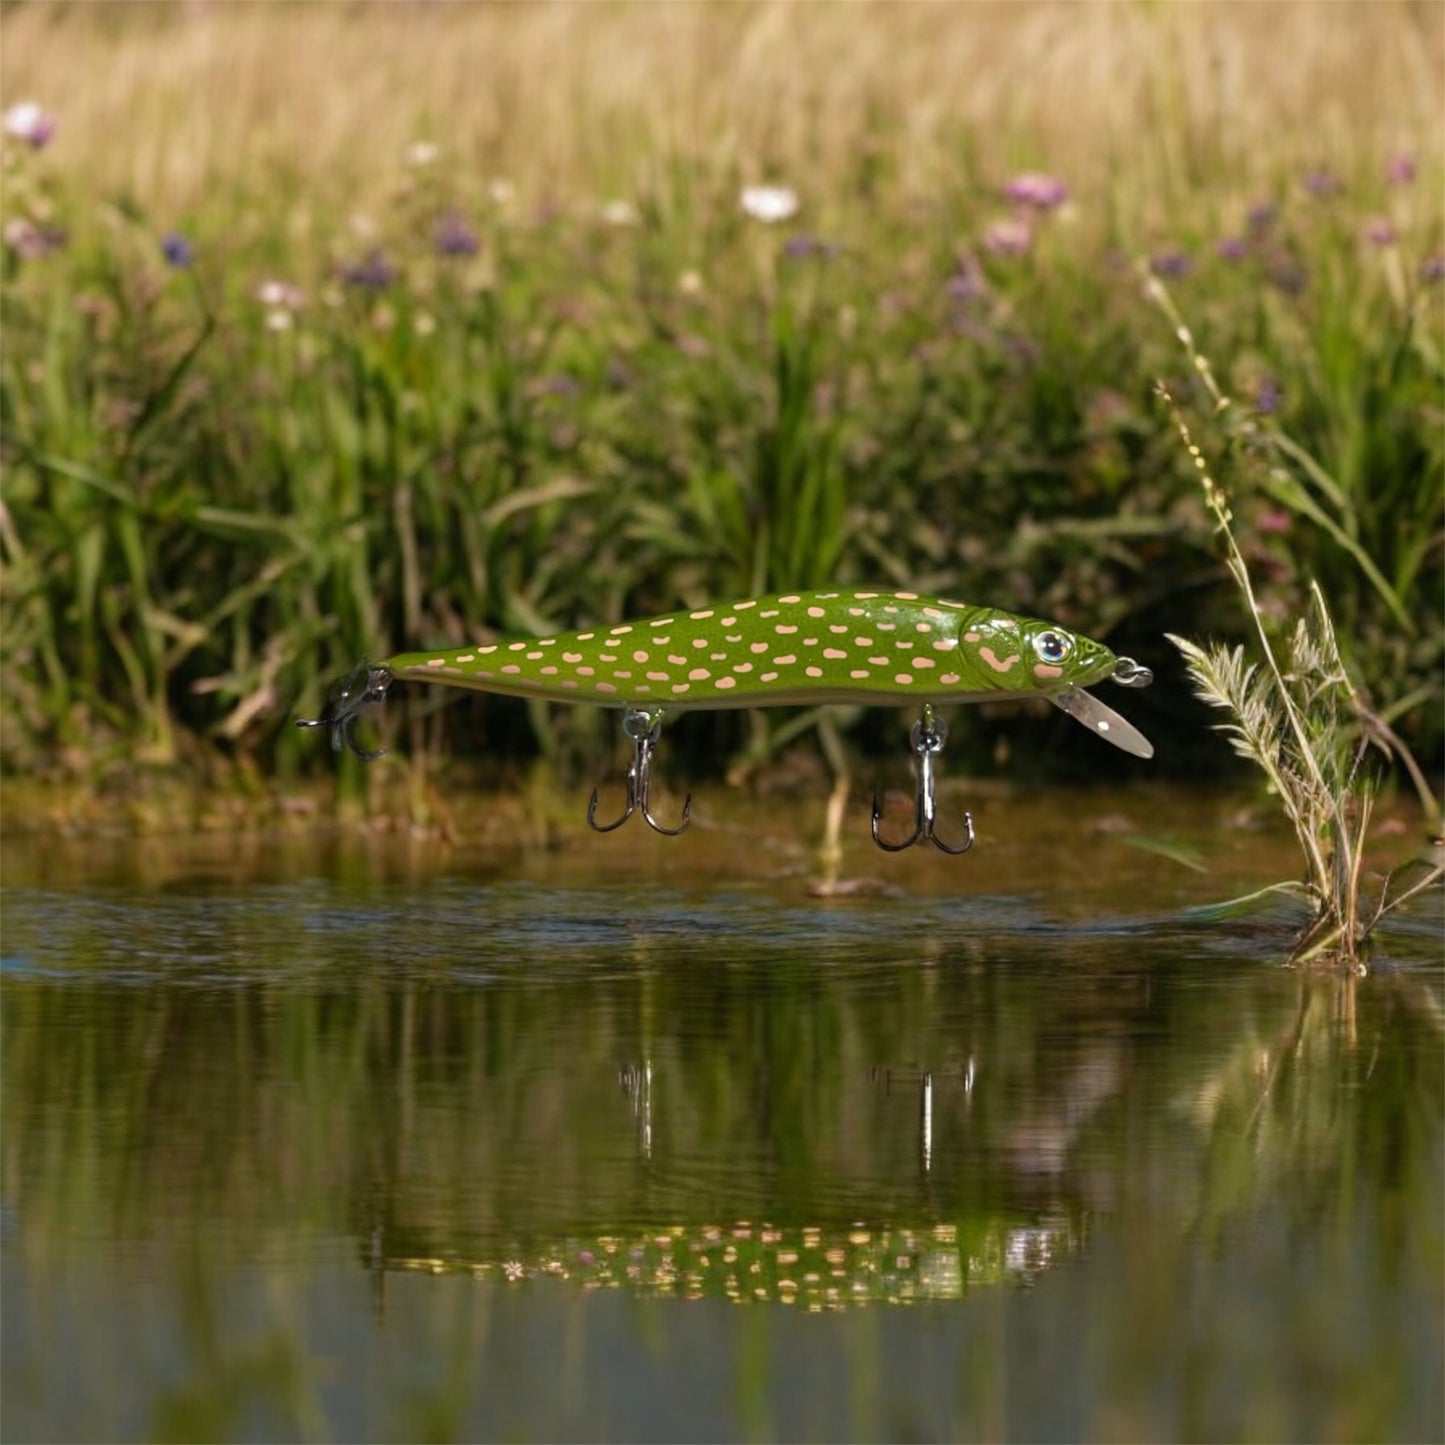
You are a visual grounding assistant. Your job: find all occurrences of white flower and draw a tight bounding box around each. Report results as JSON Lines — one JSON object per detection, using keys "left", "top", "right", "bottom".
{"left": 488, "top": 178, "right": 516, "bottom": 206}
{"left": 599, "top": 199, "right": 639, "bottom": 227}
{"left": 255, "top": 280, "right": 305, "bottom": 309}
{"left": 740, "top": 185, "right": 799, "bottom": 224}
{"left": 3, "top": 101, "right": 55, "bottom": 148}
{"left": 405, "top": 140, "right": 438, "bottom": 168}
{"left": 265, "top": 309, "right": 294, "bottom": 332}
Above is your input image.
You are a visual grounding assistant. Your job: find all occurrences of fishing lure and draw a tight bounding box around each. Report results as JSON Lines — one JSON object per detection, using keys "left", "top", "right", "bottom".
{"left": 299, "top": 589, "right": 1153, "bottom": 853}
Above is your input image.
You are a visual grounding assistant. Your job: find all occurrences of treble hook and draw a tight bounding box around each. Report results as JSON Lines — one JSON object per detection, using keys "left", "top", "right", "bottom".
{"left": 871, "top": 705, "right": 974, "bottom": 855}
{"left": 587, "top": 708, "right": 692, "bottom": 837}
{"left": 296, "top": 662, "right": 393, "bottom": 761}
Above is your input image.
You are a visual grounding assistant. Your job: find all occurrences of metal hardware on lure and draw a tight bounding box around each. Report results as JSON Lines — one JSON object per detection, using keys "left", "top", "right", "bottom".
{"left": 298, "top": 590, "right": 1155, "bottom": 850}
{"left": 871, "top": 705, "right": 974, "bottom": 855}
{"left": 586, "top": 707, "right": 692, "bottom": 837}
{"left": 295, "top": 662, "right": 394, "bottom": 761}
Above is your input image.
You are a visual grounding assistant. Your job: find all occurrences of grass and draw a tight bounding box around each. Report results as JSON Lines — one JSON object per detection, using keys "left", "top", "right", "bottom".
{"left": 1153, "top": 305, "right": 1442, "bottom": 969}
{"left": 1, "top": 1, "right": 1441, "bottom": 804}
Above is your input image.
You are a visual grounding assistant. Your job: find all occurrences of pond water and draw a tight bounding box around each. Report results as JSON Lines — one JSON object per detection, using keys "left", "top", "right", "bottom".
{"left": 2, "top": 790, "right": 1441, "bottom": 1443}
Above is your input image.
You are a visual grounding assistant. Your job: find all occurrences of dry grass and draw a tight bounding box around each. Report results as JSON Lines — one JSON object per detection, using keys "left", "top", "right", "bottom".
{"left": 5, "top": 1, "right": 1438, "bottom": 224}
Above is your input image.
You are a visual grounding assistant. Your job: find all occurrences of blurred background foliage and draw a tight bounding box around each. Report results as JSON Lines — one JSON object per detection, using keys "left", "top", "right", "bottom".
{"left": 1, "top": 0, "right": 1440, "bottom": 804}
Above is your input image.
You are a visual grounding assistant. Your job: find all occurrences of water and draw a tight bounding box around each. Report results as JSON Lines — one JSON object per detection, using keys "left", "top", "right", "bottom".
{"left": 2, "top": 798, "right": 1441, "bottom": 1442}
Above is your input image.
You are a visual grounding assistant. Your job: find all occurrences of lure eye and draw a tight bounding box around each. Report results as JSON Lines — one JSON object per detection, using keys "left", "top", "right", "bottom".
{"left": 1033, "top": 630, "right": 1072, "bottom": 664}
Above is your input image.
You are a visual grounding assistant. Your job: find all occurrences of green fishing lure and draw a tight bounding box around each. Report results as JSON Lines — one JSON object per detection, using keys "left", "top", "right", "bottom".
{"left": 300, "top": 589, "right": 1154, "bottom": 851}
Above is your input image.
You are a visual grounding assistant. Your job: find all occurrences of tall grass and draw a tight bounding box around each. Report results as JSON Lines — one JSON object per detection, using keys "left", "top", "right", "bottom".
{"left": 1, "top": 2, "right": 1440, "bottom": 797}
{"left": 1153, "top": 299, "right": 1442, "bottom": 969}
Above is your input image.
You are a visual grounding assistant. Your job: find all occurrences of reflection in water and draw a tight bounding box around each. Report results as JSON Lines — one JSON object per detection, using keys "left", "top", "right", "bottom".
{"left": 1, "top": 863, "right": 1441, "bottom": 1442}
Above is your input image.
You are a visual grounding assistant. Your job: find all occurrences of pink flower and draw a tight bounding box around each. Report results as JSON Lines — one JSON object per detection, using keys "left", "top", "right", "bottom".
{"left": 3, "top": 101, "right": 55, "bottom": 148}
{"left": 983, "top": 217, "right": 1032, "bottom": 256}
{"left": 1386, "top": 153, "right": 1416, "bottom": 185}
{"left": 1363, "top": 217, "right": 1397, "bottom": 247}
{"left": 1003, "top": 172, "right": 1068, "bottom": 210}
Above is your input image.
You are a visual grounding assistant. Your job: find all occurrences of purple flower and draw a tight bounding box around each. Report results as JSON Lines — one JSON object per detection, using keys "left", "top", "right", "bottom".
{"left": 1216, "top": 237, "right": 1249, "bottom": 262}
{"left": 1304, "top": 169, "right": 1339, "bottom": 197}
{"left": 982, "top": 217, "right": 1032, "bottom": 256}
{"left": 434, "top": 214, "right": 480, "bottom": 257}
{"left": 161, "top": 233, "right": 193, "bottom": 268}
{"left": 1386, "top": 153, "right": 1416, "bottom": 185}
{"left": 1363, "top": 216, "right": 1397, "bottom": 247}
{"left": 3, "top": 218, "right": 65, "bottom": 259}
{"left": 3, "top": 102, "right": 55, "bottom": 149}
{"left": 1421, "top": 255, "right": 1445, "bottom": 284}
{"left": 945, "top": 256, "right": 989, "bottom": 302}
{"left": 1254, "top": 376, "right": 1282, "bottom": 415}
{"left": 1003, "top": 172, "right": 1068, "bottom": 210}
{"left": 1150, "top": 250, "right": 1191, "bottom": 279}
{"left": 341, "top": 250, "right": 397, "bottom": 290}
{"left": 1247, "top": 201, "right": 1277, "bottom": 235}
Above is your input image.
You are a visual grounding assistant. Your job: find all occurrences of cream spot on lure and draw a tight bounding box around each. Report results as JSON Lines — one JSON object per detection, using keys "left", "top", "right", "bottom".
{"left": 895, "top": 673, "right": 914, "bottom": 686}
{"left": 853, "top": 637, "right": 874, "bottom": 648}
{"left": 427, "top": 658, "right": 446, "bottom": 667}
{"left": 761, "top": 671, "right": 779, "bottom": 682}
{"left": 599, "top": 653, "right": 617, "bottom": 663}
{"left": 775, "top": 624, "right": 797, "bottom": 635}
{"left": 509, "top": 642, "right": 526, "bottom": 651}
{"left": 596, "top": 682, "right": 618, "bottom": 694}
{"left": 913, "top": 657, "right": 936, "bottom": 669}
{"left": 577, "top": 666, "right": 594, "bottom": 677}
{"left": 527, "top": 651, "right": 543, "bottom": 661}
{"left": 721, "top": 616, "right": 737, "bottom": 627}
{"left": 923, "top": 607, "right": 944, "bottom": 619}
{"left": 733, "top": 600, "right": 757, "bottom": 610}
{"left": 456, "top": 654, "right": 475, "bottom": 663}
{"left": 692, "top": 638, "right": 709, "bottom": 649}
{"left": 916, "top": 623, "right": 932, "bottom": 633}
{"left": 750, "top": 642, "right": 768, "bottom": 654}
{"left": 980, "top": 647, "right": 1020, "bottom": 673}
{"left": 854, "top": 592, "right": 878, "bottom": 600}
{"left": 829, "top": 625, "right": 848, "bottom": 634}
{"left": 563, "top": 652, "right": 583, "bottom": 663}
{"left": 934, "top": 639, "right": 956, "bottom": 651}
{"left": 807, "top": 607, "right": 826, "bottom": 618}
{"left": 850, "top": 669, "right": 869, "bottom": 680}
{"left": 895, "top": 592, "right": 918, "bottom": 601}
{"left": 502, "top": 664, "right": 521, "bottom": 674}
{"left": 964, "top": 631, "right": 981, "bottom": 643}
{"left": 806, "top": 666, "right": 823, "bottom": 677}
{"left": 774, "top": 654, "right": 797, "bottom": 666}
{"left": 779, "top": 594, "right": 802, "bottom": 604}
{"left": 477, "top": 645, "right": 498, "bottom": 655}
{"left": 824, "top": 648, "right": 846, "bottom": 660}
{"left": 650, "top": 618, "right": 674, "bottom": 628}
{"left": 690, "top": 609, "right": 714, "bottom": 620}
{"left": 733, "top": 662, "right": 753, "bottom": 673}
{"left": 725, "top": 634, "right": 741, "bottom": 643}
{"left": 761, "top": 609, "right": 779, "bottom": 618}
{"left": 716, "top": 676, "right": 737, "bottom": 690}
{"left": 633, "top": 650, "right": 649, "bottom": 662}
{"left": 610, "top": 625, "right": 633, "bottom": 635}
{"left": 541, "top": 666, "right": 558, "bottom": 676}
{"left": 672, "top": 683, "right": 690, "bottom": 694}
{"left": 940, "top": 673, "right": 961, "bottom": 685}
{"left": 869, "top": 656, "right": 890, "bottom": 667}
{"left": 689, "top": 667, "right": 710, "bottom": 681}
{"left": 647, "top": 671, "right": 668, "bottom": 682}
{"left": 577, "top": 633, "right": 594, "bottom": 642}
{"left": 1034, "top": 663, "right": 1063, "bottom": 679}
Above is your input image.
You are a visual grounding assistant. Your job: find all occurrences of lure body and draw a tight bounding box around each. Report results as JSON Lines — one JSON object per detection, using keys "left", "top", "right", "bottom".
{"left": 383, "top": 589, "right": 1119, "bottom": 712}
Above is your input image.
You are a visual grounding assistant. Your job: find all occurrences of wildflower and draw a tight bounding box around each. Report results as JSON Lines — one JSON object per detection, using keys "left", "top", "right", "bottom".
{"left": 1002, "top": 172, "right": 1068, "bottom": 210}
{"left": 982, "top": 217, "right": 1032, "bottom": 256}
{"left": 1362, "top": 216, "right": 1397, "bottom": 247}
{"left": 1256, "top": 505, "right": 1292, "bottom": 533}
{"left": 488, "top": 178, "right": 516, "bottom": 206}
{"left": 3, "top": 217, "right": 64, "bottom": 259}
{"left": 161, "top": 233, "right": 193, "bottom": 268}
{"left": 1421, "top": 255, "right": 1445, "bottom": 284}
{"left": 1216, "top": 237, "right": 1248, "bottom": 262}
{"left": 433, "top": 213, "right": 479, "bottom": 257}
{"left": 255, "top": 279, "right": 305, "bottom": 309}
{"left": 1385, "top": 153, "right": 1415, "bottom": 185}
{"left": 265, "top": 309, "right": 294, "bottom": 332}
{"left": 1149, "top": 250, "right": 1191, "bottom": 279}
{"left": 1246, "top": 201, "right": 1277, "bottom": 235}
{"left": 405, "top": 140, "right": 438, "bottom": 168}
{"left": 1254, "top": 376, "right": 1282, "bottom": 414}
{"left": 782, "top": 234, "right": 838, "bottom": 260}
{"left": 740, "top": 185, "right": 800, "bottom": 223}
{"left": 598, "top": 199, "right": 639, "bottom": 227}
{"left": 1303, "top": 169, "right": 1339, "bottom": 197}
{"left": 3, "top": 101, "right": 56, "bottom": 148}
{"left": 945, "top": 256, "right": 989, "bottom": 301}
{"left": 341, "top": 250, "right": 397, "bottom": 290}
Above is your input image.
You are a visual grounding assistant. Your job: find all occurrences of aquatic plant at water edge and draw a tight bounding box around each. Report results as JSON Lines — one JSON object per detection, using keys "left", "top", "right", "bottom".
{"left": 1155, "top": 359, "right": 1441, "bottom": 969}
